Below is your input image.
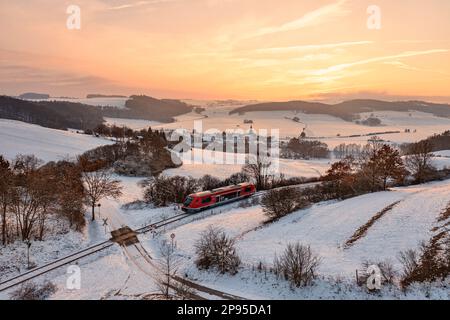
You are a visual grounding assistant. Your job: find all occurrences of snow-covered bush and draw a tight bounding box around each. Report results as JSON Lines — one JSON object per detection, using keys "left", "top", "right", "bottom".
{"left": 274, "top": 243, "right": 321, "bottom": 288}
{"left": 261, "top": 188, "right": 307, "bottom": 222}
{"left": 144, "top": 175, "right": 199, "bottom": 207}
{"left": 359, "top": 259, "right": 398, "bottom": 288}
{"left": 194, "top": 226, "right": 241, "bottom": 275}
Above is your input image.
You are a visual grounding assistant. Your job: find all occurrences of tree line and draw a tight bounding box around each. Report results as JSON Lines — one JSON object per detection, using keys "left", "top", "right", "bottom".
{"left": 0, "top": 154, "right": 123, "bottom": 246}
{"left": 261, "top": 136, "right": 447, "bottom": 222}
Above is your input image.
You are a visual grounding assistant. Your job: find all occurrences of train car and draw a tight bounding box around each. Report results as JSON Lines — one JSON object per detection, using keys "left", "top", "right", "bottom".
{"left": 182, "top": 182, "right": 256, "bottom": 213}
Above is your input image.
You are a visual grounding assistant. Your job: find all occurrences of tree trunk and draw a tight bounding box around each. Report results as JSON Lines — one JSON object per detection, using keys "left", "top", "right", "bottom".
{"left": 91, "top": 203, "right": 96, "bottom": 221}
{"left": 1, "top": 203, "right": 6, "bottom": 245}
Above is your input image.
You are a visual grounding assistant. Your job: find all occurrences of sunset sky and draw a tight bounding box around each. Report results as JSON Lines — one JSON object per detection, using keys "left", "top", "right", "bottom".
{"left": 1, "top": 0, "right": 449, "bottom": 102}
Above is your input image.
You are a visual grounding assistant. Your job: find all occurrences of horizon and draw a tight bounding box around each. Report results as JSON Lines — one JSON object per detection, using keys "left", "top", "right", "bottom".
{"left": 1, "top": 0, "right": 450, "bottom": 103}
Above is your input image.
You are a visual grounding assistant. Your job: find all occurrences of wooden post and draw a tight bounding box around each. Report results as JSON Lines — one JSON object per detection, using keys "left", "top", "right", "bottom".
{"left": 356, "top": 270, "right": 360, "bottom": 286}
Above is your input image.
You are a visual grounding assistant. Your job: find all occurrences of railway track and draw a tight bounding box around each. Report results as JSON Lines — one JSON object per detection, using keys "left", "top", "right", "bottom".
{"left": 0, "top": 241, "right": 113, "bottom": 292}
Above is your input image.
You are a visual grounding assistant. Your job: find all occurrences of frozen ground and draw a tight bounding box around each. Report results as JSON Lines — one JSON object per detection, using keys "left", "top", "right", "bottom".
{"left": 165, "top": 148, "right": 332, "bottom": 179}
{"left": 159, "top": 179, "right": 450, "bottom": 294}
{"left": 0, "top": 119, "right": 114, "bottom": 162}
{"left": 2, "top": 173, "right": 449, "bottom": 300}
{"left": 24, "top": 97, "right": 128, "bottom": 109}
{"left": 150, "top": 104, "right": 450, "bottom": 146}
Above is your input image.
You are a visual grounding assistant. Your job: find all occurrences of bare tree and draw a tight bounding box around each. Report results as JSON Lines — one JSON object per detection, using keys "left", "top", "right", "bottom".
{"left": 156, "top": 240, "right": 181, "bottom": 299}
{"left": 359, "top": 137, "right": 384, "bottom": 192}
{"left": 0, "top": 156, "right": 12, "bottom": 245}
{"left": 405, "top": 140, "right": 436, "bottom": 183}
{"left": 9, "top": 155, "right": 49, "bottom": 241}
{"left": 82, "top": 170, "right": 122, "bottom": 221}
{"left": 242, "top": 156, "right": 272, "bottom": 190}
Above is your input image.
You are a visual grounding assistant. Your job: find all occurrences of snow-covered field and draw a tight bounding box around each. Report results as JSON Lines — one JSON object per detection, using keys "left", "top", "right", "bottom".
{"left": 1, "top": 100, "right": 450, "bottom": 300}
{"left": 150, "top": 104, "right": 450, "bottom": 146}
{"left": 1, "top": 171, "right": 449, "bottom": 300}
{"left": 165, "top": 148, "right": 331, "bottom": 179}
{"left": 0, "top": 119, "right": 114, "bottom": 162}
{"left": 151, "top": 179, "right": 450, "bottom": 299}
{"left": 25, "top": 97, "right": 128, "bottom": 108}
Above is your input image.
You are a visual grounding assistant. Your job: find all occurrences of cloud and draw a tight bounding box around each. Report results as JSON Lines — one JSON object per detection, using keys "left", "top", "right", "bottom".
{"left": 251, "top": 0, "right": 349, "bottom": 37}
{"left": 311, "top": 49, "right": 450, "bottom": 76}
{"left": 384, "top": 61, "right": 450, "bottom": 76}
{"left": 254, "top": 40, "right": 373, "bottom": 54}
{"left": 107, "top": 0, "right": 176, "bottom": 10}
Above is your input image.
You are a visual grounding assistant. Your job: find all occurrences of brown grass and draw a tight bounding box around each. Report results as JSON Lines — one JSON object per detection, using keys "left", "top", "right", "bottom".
{"left": 344, "top": 201, "right": 402, "bottom": 249}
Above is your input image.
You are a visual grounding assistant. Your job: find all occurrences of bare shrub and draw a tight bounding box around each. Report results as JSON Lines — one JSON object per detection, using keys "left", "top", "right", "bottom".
{"left": 274, "top": 243, "right": 321, "bottom": 288}
{"left": 242, "top": 156, "right": 272, "bottom": 190}
{"left": 398, "top": 249, "right": 420, "bottom": 284}
{"left": 144, "top": 175, "right": 198, "bottom": 207}
{"left": 194, "top": 226, "right": 241, "bottom": 275}
{"left": 223, "top": 172, "right": 250, "bottom": 186}
{"left": 360, "top": 259, "right": 398, "bottom": 287}
{"left": 261, "top": 188, "right": 307, "bottom": 222}
{"left": 405, "top": 140, "right": 436, "bottom": 183}
{"left": 198, "top": 175, "right": 223, "bottom": 191}
{"left": 10, "top": 281, "right": 56, "bottom": 300}
{"left": 399, "top": 233, "right": 450, "bottom": 288}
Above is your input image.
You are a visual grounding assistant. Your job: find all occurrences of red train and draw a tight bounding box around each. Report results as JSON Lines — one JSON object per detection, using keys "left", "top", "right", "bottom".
{"left": 182, "top": 182, "right": 256, "bottom": 213}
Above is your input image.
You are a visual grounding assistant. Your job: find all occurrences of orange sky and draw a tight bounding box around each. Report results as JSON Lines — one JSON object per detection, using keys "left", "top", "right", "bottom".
{"left": 1, "top": 0, "right": 449, "bottom": 102}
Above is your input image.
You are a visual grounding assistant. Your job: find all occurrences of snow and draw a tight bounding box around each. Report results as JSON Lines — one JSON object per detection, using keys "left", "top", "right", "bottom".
{"left": 25, "top": 97, "right": 128, "bottom": 109}
{"left": 0, "top": 119, "right": 114, "bottom": 162}
{"left": 2, "top": 104, "right": 450, "bottom": 299}
{"left": 165, "top": 148, "right": 331, "bottom": 179}
{"left": 151, "top": 106, "right": 450, "bottom": 145}
{"left": 434, "top": 150, "right": 450, "bottom": 158}
{"left": 164, "top": 179, "right": 450, "bottom": 280}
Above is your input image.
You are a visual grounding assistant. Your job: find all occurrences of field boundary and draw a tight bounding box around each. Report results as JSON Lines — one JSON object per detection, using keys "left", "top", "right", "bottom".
{"left": 344, "top": 200, "right": 402, "bottom": 249}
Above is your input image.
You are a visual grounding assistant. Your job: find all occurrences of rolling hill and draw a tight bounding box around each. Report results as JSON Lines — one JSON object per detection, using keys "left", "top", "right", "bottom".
{"left": 101, "top": 95, "right": 193, "bottom": 122}
{"left": 0, "top": 96, "right": 105, "bottom": 130}
{"left": 229, "top": 99, "right": 450, "bottom": 122}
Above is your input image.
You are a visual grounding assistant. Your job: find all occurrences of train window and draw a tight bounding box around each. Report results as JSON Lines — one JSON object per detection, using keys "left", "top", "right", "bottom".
{"left": 183, "top": 197, "right": 193, "bottom": 206}
{"left": 202, "top": 197, "right": 212, "bottom": 204}
{"left": 245, "top": 186, "right": 252, "bottom": 192}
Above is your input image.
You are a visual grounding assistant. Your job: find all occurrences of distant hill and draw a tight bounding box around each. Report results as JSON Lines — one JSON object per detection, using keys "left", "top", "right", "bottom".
{"left": 101, "top": 95, "right": 193, "bottom": 122}
{"left": 86, "top": 94, "right": 128, "bottom": 99}
{"left": 229, "top": 99, "right": 450, "bottom": 121}
{"left": 0, "top": 96, "right": 104, "bottom": 130}
{"left": 18, "top": 92, "right": 50, "bottom": 99}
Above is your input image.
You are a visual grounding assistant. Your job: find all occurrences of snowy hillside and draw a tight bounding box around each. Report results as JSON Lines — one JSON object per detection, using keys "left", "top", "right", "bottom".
{"left": 150, "top": 102, "right": 450, "bottom": 145}
{"left": 0, "top": 119, "right": 114, "bottom": 162}
{"left": 164, "top": 179, "right": 450, "bottom": 279}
